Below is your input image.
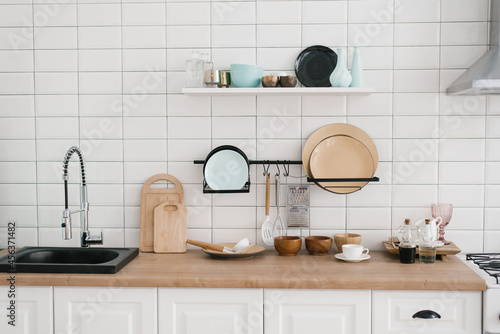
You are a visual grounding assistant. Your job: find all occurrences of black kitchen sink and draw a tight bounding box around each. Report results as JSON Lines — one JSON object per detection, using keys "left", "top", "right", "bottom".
{"left": 0, "top": 247, "right": 139, "bottom": 274}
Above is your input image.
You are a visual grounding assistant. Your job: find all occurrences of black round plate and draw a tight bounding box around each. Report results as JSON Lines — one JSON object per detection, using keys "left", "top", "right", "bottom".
{"left": 294, "top": 45, "right": 337, "bottom": 87}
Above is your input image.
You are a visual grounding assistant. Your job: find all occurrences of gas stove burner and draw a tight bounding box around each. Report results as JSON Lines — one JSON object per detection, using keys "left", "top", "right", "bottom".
{"left": 479, "top": 263, "right": 500, "bottom": 273}
{"left": 466, "top": 253, "right": 500, "bottom": 260}
{"left": 466, "top": 253, "right": 500, "bottom": 284}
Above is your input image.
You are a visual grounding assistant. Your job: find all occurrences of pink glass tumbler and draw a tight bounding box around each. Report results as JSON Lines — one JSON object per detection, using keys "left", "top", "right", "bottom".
{"left": 431, "top": 203, "right": 453, "bottom": 245}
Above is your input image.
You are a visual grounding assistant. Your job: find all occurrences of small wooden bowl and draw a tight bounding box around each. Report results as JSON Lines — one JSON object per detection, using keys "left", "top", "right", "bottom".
{"left": 334, "top": 233, "right": 362, "bottom": 253}
{"left": 274, "top": 236, "right": 302, "bottom": 256}
{"left": 262, "top": 75, "right": 279, "bottom": 87}
{"left": 305, "top": 236, "right": 332, "bottom": 256}
{"left": 279, "top": 75, "right": 297, "bottom": 87}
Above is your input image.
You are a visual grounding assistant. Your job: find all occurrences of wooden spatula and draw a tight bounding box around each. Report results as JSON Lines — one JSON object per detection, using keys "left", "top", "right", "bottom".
{"left": 187, "top": 239, "right": 224, "bottom": 252}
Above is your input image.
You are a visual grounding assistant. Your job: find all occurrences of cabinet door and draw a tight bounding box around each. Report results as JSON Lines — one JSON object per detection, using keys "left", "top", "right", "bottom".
{"left": 54, "top": 287, "right": 156, "bottom": 334}
{"left": 372, "top": 290, "right": 482, "bottom": 334}
{"left": 158, "top": 288, "right": 263, "bottom": 334}
{"left": 264, "top": 289, "right": 371, "bottom": 334}
{"left": 484, "top": 289, "right": 500, "bottom": 333}
{"left": 0, "top": 286, "right": 53, "bottom": 334}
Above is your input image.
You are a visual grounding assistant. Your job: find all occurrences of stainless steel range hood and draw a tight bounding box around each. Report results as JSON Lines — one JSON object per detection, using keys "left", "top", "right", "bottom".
{"left": 447, "top": 0, "right": 500, "bottom": 95}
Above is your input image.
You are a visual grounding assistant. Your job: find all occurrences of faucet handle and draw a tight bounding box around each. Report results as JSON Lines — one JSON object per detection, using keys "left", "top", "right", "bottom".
{"left": 62, "top": 209, "right": 72, "bottom": 240}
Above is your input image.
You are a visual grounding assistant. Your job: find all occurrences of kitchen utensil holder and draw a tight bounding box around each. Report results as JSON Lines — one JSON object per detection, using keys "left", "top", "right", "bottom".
{"left": 194, "top": 159, "right": 379, "bottom": 193}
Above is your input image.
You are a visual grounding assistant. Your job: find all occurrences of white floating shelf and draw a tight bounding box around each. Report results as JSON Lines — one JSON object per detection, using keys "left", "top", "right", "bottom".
{"left": 182, "top": 87, "right": 375, "bottom": 96}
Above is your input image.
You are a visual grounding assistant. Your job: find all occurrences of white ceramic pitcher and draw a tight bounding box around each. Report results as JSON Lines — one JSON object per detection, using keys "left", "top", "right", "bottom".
{"left": 415, "top": 217, "right": 443, "bottom": 245}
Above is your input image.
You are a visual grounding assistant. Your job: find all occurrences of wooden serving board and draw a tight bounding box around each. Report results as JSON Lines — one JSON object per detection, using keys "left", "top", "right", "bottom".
{"left": 140, "top": 174, "right": 184, "bottom": 253}
{"left": 383, "top": 241, "right": 461, "bottom": 261}
{"left": 154, "top": 201, "right": 187, "bottom": 253}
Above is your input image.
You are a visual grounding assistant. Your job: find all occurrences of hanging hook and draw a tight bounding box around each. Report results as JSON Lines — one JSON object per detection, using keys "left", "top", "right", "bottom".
{"left": 262, "top": 161, "right": 270, "bottom": 176}
{"left": 283, "top": 162, "right": 290, "bottom": 177}
{"left": 275, "top": 163, "right": 280, "bottom": 176}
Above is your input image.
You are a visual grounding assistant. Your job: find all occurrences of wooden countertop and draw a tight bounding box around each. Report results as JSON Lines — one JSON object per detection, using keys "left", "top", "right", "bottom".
{"left": 0, "top": 250, "right": 486, "bottom": 291}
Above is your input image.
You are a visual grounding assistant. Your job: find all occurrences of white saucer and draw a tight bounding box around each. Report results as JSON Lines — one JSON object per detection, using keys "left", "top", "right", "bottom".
{"left": 335, "top": 253, "right": 371, "bottom": 262}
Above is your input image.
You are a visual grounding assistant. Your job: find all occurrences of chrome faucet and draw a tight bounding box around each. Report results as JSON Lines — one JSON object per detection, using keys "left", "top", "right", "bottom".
{"left": 61, "top": 146, "right": 103, "bottom": 247}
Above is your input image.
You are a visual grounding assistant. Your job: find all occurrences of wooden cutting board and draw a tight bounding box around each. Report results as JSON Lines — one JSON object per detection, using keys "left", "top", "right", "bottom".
{"left": 154, "top": 201, "right": 187, "bottom": 253}
{"left": 140, "top": 174, "right": 184, "bottom": 253}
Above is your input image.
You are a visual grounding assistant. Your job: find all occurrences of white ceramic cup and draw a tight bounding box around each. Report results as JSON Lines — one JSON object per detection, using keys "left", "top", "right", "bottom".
{"left": 342, "top": 244, "right": 369, "bottom": 259}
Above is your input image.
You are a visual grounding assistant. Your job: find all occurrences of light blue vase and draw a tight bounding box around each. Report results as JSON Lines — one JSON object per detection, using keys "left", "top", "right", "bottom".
{"left": 350, "top": 46, "right": 364, "bottom": 87}
{"left": 329, "top": 48, "right": 352, "bottom": 87}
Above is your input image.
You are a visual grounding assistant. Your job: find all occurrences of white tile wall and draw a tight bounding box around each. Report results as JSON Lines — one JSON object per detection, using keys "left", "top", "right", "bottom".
{"left": 0, "top": 0, "right": 496, "bottom": 253}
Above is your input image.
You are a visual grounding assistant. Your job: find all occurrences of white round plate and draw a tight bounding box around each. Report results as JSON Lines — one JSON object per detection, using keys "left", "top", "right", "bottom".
{"left": 335, "top": 253, "right": 371, "bottom": 262}
{"left": 205, "top": 149, "right": 249, "bottom": 190}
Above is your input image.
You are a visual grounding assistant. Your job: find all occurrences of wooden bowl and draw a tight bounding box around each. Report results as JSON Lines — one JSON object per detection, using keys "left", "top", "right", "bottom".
{"left": 262, "top": 75, "right": 279, "bottom": 87}
{"left": 305, "top": 236, "right": 332, "bottom": 255}
{"left": 334, "top": 233, "right": 362, "bottom": 253}
{"left": 274, "top": 236, "right": 302, "bottom": 256}
{"left": 279, "top": 75, "right": 297, "bottom": 87}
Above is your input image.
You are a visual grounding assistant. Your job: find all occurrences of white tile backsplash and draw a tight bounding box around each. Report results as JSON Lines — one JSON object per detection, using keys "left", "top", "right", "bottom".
{"left": 35, "top": 50, "right": 77, "bottom": 72}
{"left": 123, "top": 3, "right": 165, "bottom": 26}
{"left": 441, "top": 0, "right": 489, "bottom": 22}
{"left": 257, "top": 25, "right": 301, "bottom": 48}
{"left": 35, "top": 27, "right": 77, "bottom": 49}
{"left": 0, "top": 95, "right": 34, "bottom": 117}
{"left": 395, "top": 0, "right": 440, "bottom": 23}
{"left": 0, "top": 0, "right": 495, "bottom": 253}
{"left": 78, "top": 27, "right": 121, "bottom": 49}
{"left": 257, "top": 1, "right": 301, "bottom": 25}
{"left": 78, "top": 4, "right": 121, "bottom": 26}
{"left": 441, "top": 22, "right": 488, "bottom": 46}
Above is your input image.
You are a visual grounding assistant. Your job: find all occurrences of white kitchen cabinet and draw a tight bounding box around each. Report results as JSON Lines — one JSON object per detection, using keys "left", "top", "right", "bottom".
{"left": 158, "top": 288, "right": 263, "bottom": 334}
{"left": 0, "top": 286, "right": 53, "bottom": 334}
{"left": 264, "top": 289, "right": 371, "bottom": 334}
{"left": 54, "top": 287, "right": 157, "bottom": 334}
{"left": 372, "top": 290, "right": 482, "bottom": 334}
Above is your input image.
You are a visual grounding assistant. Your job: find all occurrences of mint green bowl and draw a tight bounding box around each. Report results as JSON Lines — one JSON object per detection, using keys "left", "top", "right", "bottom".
{"left": 231, "top": 69, "right": 264, "bottom": 88}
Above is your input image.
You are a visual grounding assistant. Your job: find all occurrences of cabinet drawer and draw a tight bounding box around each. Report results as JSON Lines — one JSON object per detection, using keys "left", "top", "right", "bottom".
{"left": 158, "top": 287, "right": 263, "bottom": 334}
{"left": 265, "top": 289, "right": 371, "bottom": 334}
{"left": 372, "top": 290, "right": 481, "bottom": 334}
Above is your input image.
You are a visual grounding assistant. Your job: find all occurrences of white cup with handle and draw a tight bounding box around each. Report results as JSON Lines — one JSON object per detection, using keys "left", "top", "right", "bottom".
{"left": 342, "top": 244, "right": 369, "bottom": 259}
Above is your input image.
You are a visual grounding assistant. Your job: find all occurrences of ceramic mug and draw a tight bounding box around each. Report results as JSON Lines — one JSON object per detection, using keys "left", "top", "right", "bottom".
{"left": 342, "top": 244, "right": 369, "bottom": 259}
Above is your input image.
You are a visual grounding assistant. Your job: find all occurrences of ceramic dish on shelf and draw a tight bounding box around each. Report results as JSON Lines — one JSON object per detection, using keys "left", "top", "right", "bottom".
{"left": 294, "top": 45, "right": 337, "bottom": 87}
{"left": 309, "top": 135, "right": 374, "bottom": 194}
{"left": 335, "top": 253, "right": 371, "bottom": 262}
{"left": 302, "top": 123, "right": 378, "bottom": 178}
{"left": 202, "top": 244, "right": 266, "bottom": 259}
{"left": 203, "top": 145, "right": 249, "bottom": 191}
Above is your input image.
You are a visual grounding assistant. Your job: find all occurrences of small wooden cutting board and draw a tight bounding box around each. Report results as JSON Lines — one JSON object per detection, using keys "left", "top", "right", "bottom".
{"left": 140, "top": 174, "right": 184, "bottom": 253}
{"left": 154, "top": 201, "right": 187, "bottom": 253}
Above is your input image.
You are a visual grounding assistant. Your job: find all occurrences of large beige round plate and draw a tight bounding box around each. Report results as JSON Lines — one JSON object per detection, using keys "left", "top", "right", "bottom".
{"left": 202, "top": 243, "right": 266, "bottom": 259}
{"left": 309, "top": 135, "right": 374, "bottom": 194}
{"left": 302, "top": 123, "right": 378, "bottom": 178}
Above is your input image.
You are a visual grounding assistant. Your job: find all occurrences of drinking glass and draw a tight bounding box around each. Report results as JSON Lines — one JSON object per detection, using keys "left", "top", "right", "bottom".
{"left": 431, "top": 203, "right": 453, "bottom": 245}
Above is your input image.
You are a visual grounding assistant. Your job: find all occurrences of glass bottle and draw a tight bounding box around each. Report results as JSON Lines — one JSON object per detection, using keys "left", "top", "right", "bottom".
{"left": 201, "top": 53, "right": 214, "bottom": 88}
{"left": 186, "top": 51, "right": 203, "bottom": 88}
{"left": 399, "top": 218, "right": 416, "bottom": 264}
{"left": 419, "top": 219, "right": 437, "bottom": 264}
{"left": 201, "top": 53, "right": 213, "bottom": 72}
